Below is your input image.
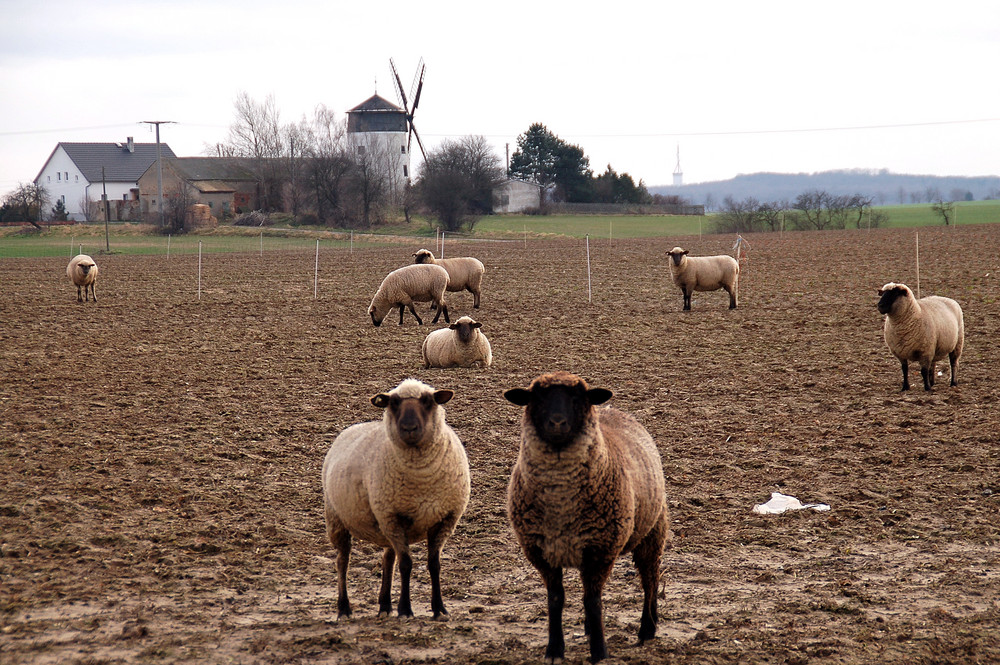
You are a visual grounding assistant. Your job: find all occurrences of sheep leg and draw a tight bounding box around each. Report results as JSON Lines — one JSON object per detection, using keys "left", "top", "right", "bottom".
{"left": 383, "top": 517, "right": 415, "bottom": 617}
{"left": 77, "top": 285, "right": 83, "bottom": 302}
{"left": 633, "top": 520, "right": 667, "bottom": 642}
{"left": 427, "top": 514, "right": 459, "bottom": 620}
{"left": 89, "top": 284, "right": 97, "bottom": 302}
{"left": 899, "top": 359, "right": 910, "bottom": 391}
{"left": 725, "top": 284, "right": 737, "bottom": 309}
{"left": 472, "top": 288, "right": 480, "bottom": 309}
{"left": 406, "top": 303, "right": 423, "bottom": 325}
{"left": 580, "top": 549, "right": 614, "bottom": 663}
{"left": 431, "top": 302, "right": 449, "bottom": 325}
{"left": 377, "top": 547, "right": 396, "bottom": 617}
{"left": 325, "top": 508, "right": 353, "bottom": 619}
{"left": 681, "top": 287, "right": 691, "bottom": 311}
{"left": 921, "top": 363, "right": 934, "bottom": 391}
{"left": 949, "top": 352, "right": 959, "bottom": 386}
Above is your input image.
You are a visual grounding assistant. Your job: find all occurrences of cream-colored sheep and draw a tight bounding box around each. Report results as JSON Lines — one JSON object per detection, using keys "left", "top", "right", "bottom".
{"left": 322, "top": 379, "right": 470, "bottom": 619}
{"left": 368, "top": 264, "right": 450, "bottom": 326}
{"left": 877, "top": 282, "right": 964, "bottom": 391}
{"left": 505, "top": 371, "right": 670, "bottom": 664}
{"left": 421, "top": 316, "right": 493, "bottom": 369}
{"left": 412, "top": 249, "right": 485, "bottom": 309}
{"left": 66, "top": 254, "right": 99, "bottom": 302}
{"left": 665, "top": 246, "right": 739, "bottom": 310}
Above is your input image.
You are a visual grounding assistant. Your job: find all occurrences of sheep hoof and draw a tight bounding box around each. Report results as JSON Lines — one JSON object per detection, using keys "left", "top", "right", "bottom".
{"left": 431, "top": 612, "right": 450, "bottom": 622}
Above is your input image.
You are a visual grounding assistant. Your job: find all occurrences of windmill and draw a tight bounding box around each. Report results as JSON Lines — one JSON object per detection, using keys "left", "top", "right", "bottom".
{"left": 390, "top": 58, "right": 426, "bottom": 160}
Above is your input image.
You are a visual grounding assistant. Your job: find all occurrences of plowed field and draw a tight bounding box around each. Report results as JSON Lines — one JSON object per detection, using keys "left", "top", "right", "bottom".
{"left": 2, "top": 225, "right": 998, "bottom": 664}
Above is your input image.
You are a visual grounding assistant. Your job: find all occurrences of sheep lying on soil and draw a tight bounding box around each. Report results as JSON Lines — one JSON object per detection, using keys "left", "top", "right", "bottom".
{"left": 421, "top": 316, "right": 493, "bottom": 369}
{"left": 368, "top": 264, "right": 450, "bottom": 326}
{"left": 505, "top": 371, "right": 670, "bottom": 664}
{"left": 322, "top": 379, "right": 470, "bottom": 619}
{"left": 412, "top": 249, "right": 485, "bottom": 309}
{"left": 67, "top": 254, "right": 99, "bottom": 302}
{"left": 877, "top": 282, "right": 964, "bottom": 391}
{"left": 665, "top": 246, "right": 739, "bottom": 310}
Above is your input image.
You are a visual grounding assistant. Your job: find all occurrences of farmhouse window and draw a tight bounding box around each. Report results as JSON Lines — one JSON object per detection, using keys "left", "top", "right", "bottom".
{"left": 57, "top": 172, "right": 61, "bottom": 181}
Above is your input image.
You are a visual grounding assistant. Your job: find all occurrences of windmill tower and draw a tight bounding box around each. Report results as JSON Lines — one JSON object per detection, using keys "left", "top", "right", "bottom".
{"left": 345, "top": 58, "right": 426, "bottom": 202}
{"left": 672, "top": 144, "right": 683, "bottom": 186}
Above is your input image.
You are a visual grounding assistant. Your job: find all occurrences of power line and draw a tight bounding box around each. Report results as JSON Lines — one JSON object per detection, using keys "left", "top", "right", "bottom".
{"left": 424, "top": 117, "right": 1000, "bottom": 140}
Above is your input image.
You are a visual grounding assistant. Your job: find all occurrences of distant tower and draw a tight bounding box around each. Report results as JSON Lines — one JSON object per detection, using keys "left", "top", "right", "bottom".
{"left": 346, "top": 93, "right": 409, "bottom": 202}
{"left": 672, "top": 144, "right": 683, "bottom": 186}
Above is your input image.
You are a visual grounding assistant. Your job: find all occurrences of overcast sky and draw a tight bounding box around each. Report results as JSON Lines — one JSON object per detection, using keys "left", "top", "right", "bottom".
{"left": 2, "top": 0, "right": 998, "bottom": 197}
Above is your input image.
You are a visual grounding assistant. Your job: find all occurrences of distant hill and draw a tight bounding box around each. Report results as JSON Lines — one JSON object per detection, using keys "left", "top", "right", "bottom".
{"left": 650, "top": 170, "right": 1000, "bottom": 210}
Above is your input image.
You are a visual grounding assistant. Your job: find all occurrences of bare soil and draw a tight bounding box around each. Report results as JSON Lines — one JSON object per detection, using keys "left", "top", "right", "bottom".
{"left": 2, "top": 225, "right": 999, "bottom": 665}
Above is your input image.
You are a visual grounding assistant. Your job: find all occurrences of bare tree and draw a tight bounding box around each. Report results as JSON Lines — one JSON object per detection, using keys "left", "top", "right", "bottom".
{"left": 416, "top": 135, "right": 505, "bottom": 232}
{"left": 714, "top": 196, "right": 761, "bottom": 233}
{"left": 227, "top": 92, "right": 284, "bottom": 211}
{"left": 931, "top": 199, "right": 954, "bottom": 225}
{"left": 298, "top": 105, "right": 354, "bottom": 225}
{"left": 2, "top": 182, "right": 47, "bottom": 228}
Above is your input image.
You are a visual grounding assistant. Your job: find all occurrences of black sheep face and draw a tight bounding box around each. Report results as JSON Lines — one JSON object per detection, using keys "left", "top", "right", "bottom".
{"left": 877, "top": 283, "right": 908, "bottom": 315}
{"left": 505, "top": 373, "right": 612, "bottom": 451}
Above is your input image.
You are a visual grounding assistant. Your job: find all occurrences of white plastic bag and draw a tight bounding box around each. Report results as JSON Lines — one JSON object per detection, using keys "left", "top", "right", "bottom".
{"left": 752, "top": 492, "right": 830, "bottom": 515}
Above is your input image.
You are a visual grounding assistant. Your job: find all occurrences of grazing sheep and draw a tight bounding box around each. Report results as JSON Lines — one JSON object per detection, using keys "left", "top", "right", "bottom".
{"left": 421, "top": 316, "right": 493, "bottom": 369}
{"left": 877, "top": 282, "right": 964, "bottom": 391}
{"left": 368, "top": 264, "right": 450, "bottom": 326}
{"left": 322, "top": 379, "right": 471, "bottom": 619}
{"left": 505, "top": 371, "right": 670, "bottom": 664}
{"left": 665, "top": 246, "right": 739, "bottom": 310}
{"left": 412, "top": 249, "right": 485, "bottom": 309}
{"left": 66, "top": 254, "right": 99, "bottom": 302}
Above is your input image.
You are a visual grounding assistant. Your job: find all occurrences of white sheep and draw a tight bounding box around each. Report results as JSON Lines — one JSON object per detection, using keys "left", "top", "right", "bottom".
{"left": 368, "top": 264, "right": 450, "bottom": 326}
{"left": 322, "top": 378, "right": 470, "bottom": 619}
{"left": 505, "top": 371, "right": 670, "bottom": 664}
{"left": 877, "top": 282, "right": 964, "bottom": 391}
{"left": 66, "top": 254, "right": 99, "bottom": 302}
{"left": 665, "top": 246, "right": 739, "bottom": 310}
{"left": 421, "top": 316, "right": 493, "bottom": 369}
{"left": 412, "top": 249, "right": 485, "bottom": 309}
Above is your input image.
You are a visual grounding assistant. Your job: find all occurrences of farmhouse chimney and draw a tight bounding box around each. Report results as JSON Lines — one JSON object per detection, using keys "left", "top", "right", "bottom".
{"left": 126, "top": 137, "right": 135, "bottom": 153}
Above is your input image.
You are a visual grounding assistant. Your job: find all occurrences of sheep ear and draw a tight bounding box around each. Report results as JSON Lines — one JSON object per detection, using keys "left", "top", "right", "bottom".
{"left": 433, "top": 389, "right": 454, "bottom": 405}
{"left": 877, "top": 289, "right": 884, "bottom": 296}
{"left": 587, "top": 388, "right": 613, "bottom": 405}
{"left": 449, "top": 322, "right": 459, "bottom": 329}
{"left": 504, "top": 388, "right": 533, "bottom": 406}
{"left": 471, "top": 322, "right": 482, "bottom": 329}
{"left": 371, "top": 393, "right": 390, "bottom": 408}
{"left": 682, "top": 250, "right": 690, "bottom": 256}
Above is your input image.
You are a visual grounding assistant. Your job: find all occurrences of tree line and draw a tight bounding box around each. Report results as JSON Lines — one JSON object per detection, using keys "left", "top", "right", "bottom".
{"left": 711, "top": 189, "right": 959, "bottom": 233}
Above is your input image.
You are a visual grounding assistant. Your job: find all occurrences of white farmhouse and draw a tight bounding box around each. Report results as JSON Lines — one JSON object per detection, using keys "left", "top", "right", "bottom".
{"left": 34, "top": 138, "right": 176, "bottom": 221}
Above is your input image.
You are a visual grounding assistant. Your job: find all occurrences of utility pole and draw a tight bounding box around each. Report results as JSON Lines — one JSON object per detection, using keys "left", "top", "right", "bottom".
{"left": 141, "top": 120, "right": 175, "bottom": 228}
{"left": 102, "top": 166, "right": 110, "bottom": 252}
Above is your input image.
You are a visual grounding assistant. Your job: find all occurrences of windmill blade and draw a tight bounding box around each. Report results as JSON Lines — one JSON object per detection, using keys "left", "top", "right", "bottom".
{"left": 410, "top": 65, "right": 425, "bottom": 116}
{"left": 410, "top": 123, "right": 427, "bottom": 161}
{"left": 409, "top": 58, "right": 425, "bottom": 107}
{"left": 389, "top": 58, "right": 410, "bottom": 112}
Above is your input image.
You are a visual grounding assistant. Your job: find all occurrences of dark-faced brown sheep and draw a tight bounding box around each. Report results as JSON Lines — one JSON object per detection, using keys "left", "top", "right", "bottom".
{"left": 505, "top": 371, "right": 670, "bottom": 664}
